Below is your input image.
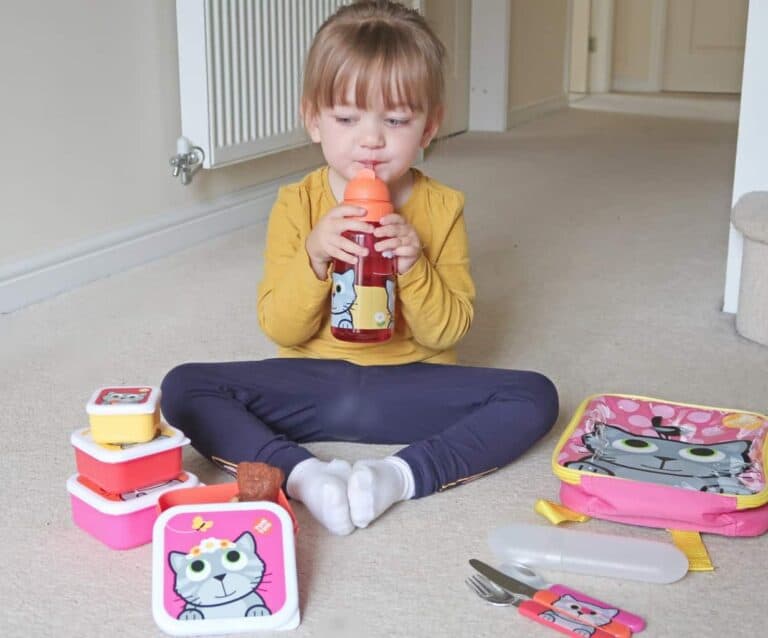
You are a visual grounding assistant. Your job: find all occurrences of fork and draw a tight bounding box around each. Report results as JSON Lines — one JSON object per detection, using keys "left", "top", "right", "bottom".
{"left": 465, "top": 574, "right": 518, "bottom": 606}
{"left": 465, "top": 573, "right": 615, "bottom": 637}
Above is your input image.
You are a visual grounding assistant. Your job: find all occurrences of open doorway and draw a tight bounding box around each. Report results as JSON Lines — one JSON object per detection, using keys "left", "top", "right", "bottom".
{"left": 611, "top": 0, "right": 748, "bottom": 94}
{"left": 567, "top": 0, "right": 754, "bottom": 315}
{"left": 572, "top": 0, "right": 748, "bottom": 98}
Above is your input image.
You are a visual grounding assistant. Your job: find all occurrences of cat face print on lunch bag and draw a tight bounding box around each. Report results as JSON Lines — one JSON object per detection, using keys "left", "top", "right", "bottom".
{"left": 565, "top": 422, "right": 755, "bottom": 494}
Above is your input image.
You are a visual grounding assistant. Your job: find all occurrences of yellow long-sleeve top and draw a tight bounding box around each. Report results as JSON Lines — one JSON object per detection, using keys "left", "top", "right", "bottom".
{"left": 257, "top": 166, "right": 475, "bottom": 365}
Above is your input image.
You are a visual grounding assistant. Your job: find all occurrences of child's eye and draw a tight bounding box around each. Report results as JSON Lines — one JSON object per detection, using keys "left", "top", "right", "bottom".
{"left": 334, "top": 116, "right": 355, "bottom": 125}
{"left": 386, "top": 118, "right": 409, "bottom": 127}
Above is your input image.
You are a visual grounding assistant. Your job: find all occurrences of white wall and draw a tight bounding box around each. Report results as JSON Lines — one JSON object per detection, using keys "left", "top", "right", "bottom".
{"left": 508, "top": 0, "right": 570, "bottom": 124}
{"left": 470, "top": 0, "right": 571, "bottom": 131}
{"left": 724, "top": 1, "right": 768, "bottom": 313}
{"left": 611, "top": 0, "right": 666, "bottom": 93}
{"left": 0, "top": 2, "right": 322, "bottom": 268}
{"left": 469, "top": 0, "right": 510, "bottom": 131}
{"left": 612, "top": 0, "right": 652, "bottom": 88}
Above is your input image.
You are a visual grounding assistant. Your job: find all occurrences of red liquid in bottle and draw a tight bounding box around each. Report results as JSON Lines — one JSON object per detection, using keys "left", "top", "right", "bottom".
{"left": 330, "top": 169, "right": 396, "bottom": 343}
{"left": 331, "top": 226, "right": 396, "bottom": 343}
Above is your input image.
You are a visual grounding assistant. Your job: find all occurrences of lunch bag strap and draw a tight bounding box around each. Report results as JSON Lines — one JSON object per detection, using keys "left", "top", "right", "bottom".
{"left": 534, "top": 499, "right": 590, "bottom": 525}
{"left": 668, "top": 529, "right": 713, "bottom": 571}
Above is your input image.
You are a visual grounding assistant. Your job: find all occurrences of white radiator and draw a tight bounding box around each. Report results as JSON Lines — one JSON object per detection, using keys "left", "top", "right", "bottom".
{"left": 176, "top": 0, "right": 350, "bottom": 168}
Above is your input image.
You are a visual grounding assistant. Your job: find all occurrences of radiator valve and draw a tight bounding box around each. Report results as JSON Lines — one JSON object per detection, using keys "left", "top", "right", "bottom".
{"left": 169, "top": 137, "right": 204, "bottom": 185}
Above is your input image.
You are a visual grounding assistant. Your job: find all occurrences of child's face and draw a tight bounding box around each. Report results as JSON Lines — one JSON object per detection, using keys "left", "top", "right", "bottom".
{"left": 305, "top": 85, "right": 439, "bottom": 186}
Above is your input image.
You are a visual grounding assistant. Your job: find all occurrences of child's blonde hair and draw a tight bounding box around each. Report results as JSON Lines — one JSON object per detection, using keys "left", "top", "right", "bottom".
{"left": 301, "top": 0, "right": 446, "bottom": 122}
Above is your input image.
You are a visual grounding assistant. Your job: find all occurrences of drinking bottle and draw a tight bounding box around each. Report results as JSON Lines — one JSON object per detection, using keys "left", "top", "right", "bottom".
{"left": 331, "top": 168, "right": 396, "bottom": 342}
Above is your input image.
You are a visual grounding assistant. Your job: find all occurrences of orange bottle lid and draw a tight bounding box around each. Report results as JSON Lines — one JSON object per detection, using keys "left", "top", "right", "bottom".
{"left": 343, "top": 168, "right": 394, "bottom": 222}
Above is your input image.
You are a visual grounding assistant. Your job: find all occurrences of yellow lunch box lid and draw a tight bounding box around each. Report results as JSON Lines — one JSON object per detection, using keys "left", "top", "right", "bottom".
{"left": 86, "top": 386, "right": 161, "bottom": 416}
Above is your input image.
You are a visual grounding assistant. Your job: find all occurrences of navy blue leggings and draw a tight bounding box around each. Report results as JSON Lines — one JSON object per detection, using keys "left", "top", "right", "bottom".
{"left": 160, "top": 359, "right": 558, "bottom": 498}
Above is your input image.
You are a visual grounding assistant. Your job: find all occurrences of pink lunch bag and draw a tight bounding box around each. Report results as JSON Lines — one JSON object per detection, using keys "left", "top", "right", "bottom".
{"left": 550, "top": 394, "right": 768, "bottom": 537}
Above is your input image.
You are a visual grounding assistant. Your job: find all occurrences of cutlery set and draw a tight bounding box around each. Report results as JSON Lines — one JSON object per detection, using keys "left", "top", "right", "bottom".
{"left": 466, "top": 558, "right": 645, "bottom": 637}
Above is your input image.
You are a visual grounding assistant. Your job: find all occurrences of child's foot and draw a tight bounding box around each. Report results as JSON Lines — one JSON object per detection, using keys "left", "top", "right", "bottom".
{"left": 348, "top": 457, "right": 415, "bottom": 528}
{"left": 286, "top": 458, "right": 354, "bottom": 535}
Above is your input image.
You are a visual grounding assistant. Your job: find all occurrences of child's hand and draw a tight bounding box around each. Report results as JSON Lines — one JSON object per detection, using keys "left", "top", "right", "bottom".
{"left": 305, "top": 205, "right": 374, "bottom": 279}
{"left": 374, "top": 214, "right": 422, "bottom": 275}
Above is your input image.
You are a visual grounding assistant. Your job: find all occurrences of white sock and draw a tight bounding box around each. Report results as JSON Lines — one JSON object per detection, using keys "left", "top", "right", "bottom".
{"left": 348, "top": 456, "right": 415, "bottom": 528}
{"left": 286, "top": 458, "right": 354, "bottom": 536}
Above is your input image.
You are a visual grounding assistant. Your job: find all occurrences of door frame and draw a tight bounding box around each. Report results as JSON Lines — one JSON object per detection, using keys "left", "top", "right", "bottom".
{"left": 574, "top": 0, "right": 669, "bottom": 94}
{"left": 646, "top": 0, "right": 669, "bottom": 92}
{"left": 724, "top": 0, "right": 761, "bottom": 314}
{"left": 588, "top": 0, "right": 614, "bottom": 93}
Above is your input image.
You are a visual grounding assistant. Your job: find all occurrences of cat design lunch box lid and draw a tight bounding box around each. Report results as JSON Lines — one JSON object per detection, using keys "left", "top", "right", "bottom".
{"left": 152, "top": 500, "right": 299, "bottom": 635}
{"left": 86, "top": 386, "right": 161, "bottom": 415}
{"left": 70, "top": 424, "right": 188, "bottom": 463}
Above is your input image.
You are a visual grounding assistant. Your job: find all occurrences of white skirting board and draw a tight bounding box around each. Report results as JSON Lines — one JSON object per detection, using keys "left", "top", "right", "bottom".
{"left": 0, "top": 171, "right": 308, "bottom": 314}
{"left": 612, "top": 76, "right": 658, "bottom": 93}
{"left": 507, "top": 94, "right": 569, "bottom": 128}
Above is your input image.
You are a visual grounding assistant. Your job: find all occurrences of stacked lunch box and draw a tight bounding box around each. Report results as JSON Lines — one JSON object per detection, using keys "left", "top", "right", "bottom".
{"left": 67, "top": 386, "right": 198, "bottom": 549}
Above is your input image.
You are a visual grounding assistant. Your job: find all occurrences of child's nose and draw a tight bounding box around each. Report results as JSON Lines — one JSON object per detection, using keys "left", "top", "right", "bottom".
{"left": 360, "top": 123, "right": 385, "bottom": 148}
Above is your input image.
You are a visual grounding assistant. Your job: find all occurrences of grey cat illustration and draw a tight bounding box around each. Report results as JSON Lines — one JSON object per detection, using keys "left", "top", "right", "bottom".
{"left": 169, "top": 531, "right": 271, "bottom": 620}
{"left": 565, "top": 423, "right": 755, "bottom": 494}
{"left": 539, "top": 594, "right": 618, "bottom": 637}
{"left": 385, "top": 278, "right": 395, "bottom": 327}
{"left": 101, "top": 391, "right": 146, "bottom": 404}
{"left": 331, "top": 270, "right": 356, "bottom": 328}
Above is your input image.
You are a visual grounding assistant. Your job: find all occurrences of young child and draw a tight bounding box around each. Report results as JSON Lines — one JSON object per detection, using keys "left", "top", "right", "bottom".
{"left": 161, "top": 0, "right": 558, "bottom": 535}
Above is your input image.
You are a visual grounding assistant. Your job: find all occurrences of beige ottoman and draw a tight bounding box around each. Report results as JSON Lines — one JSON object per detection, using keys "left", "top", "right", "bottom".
{"left": 732, "top": 192, "right": 768, "bottom": 346}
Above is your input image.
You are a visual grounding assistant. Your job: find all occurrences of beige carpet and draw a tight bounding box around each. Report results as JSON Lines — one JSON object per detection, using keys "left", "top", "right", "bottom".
{"left": 3, "top": 102, "right": 767, "bottom": 638}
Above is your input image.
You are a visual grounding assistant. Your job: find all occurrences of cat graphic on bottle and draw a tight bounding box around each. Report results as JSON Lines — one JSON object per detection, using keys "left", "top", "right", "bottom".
{"left": 331, "top": 270, "right": 395, "bottom": 337}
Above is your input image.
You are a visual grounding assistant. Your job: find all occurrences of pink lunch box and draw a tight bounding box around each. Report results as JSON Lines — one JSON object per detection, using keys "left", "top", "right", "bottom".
{"left": 70, "top": 424, "right": 189, "bottom": 494}
{"left": 152, "top": 483, "right": 300, "bottom": 634}
{"left": 67, "top": 472, "right": 199, "bottom": 550}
